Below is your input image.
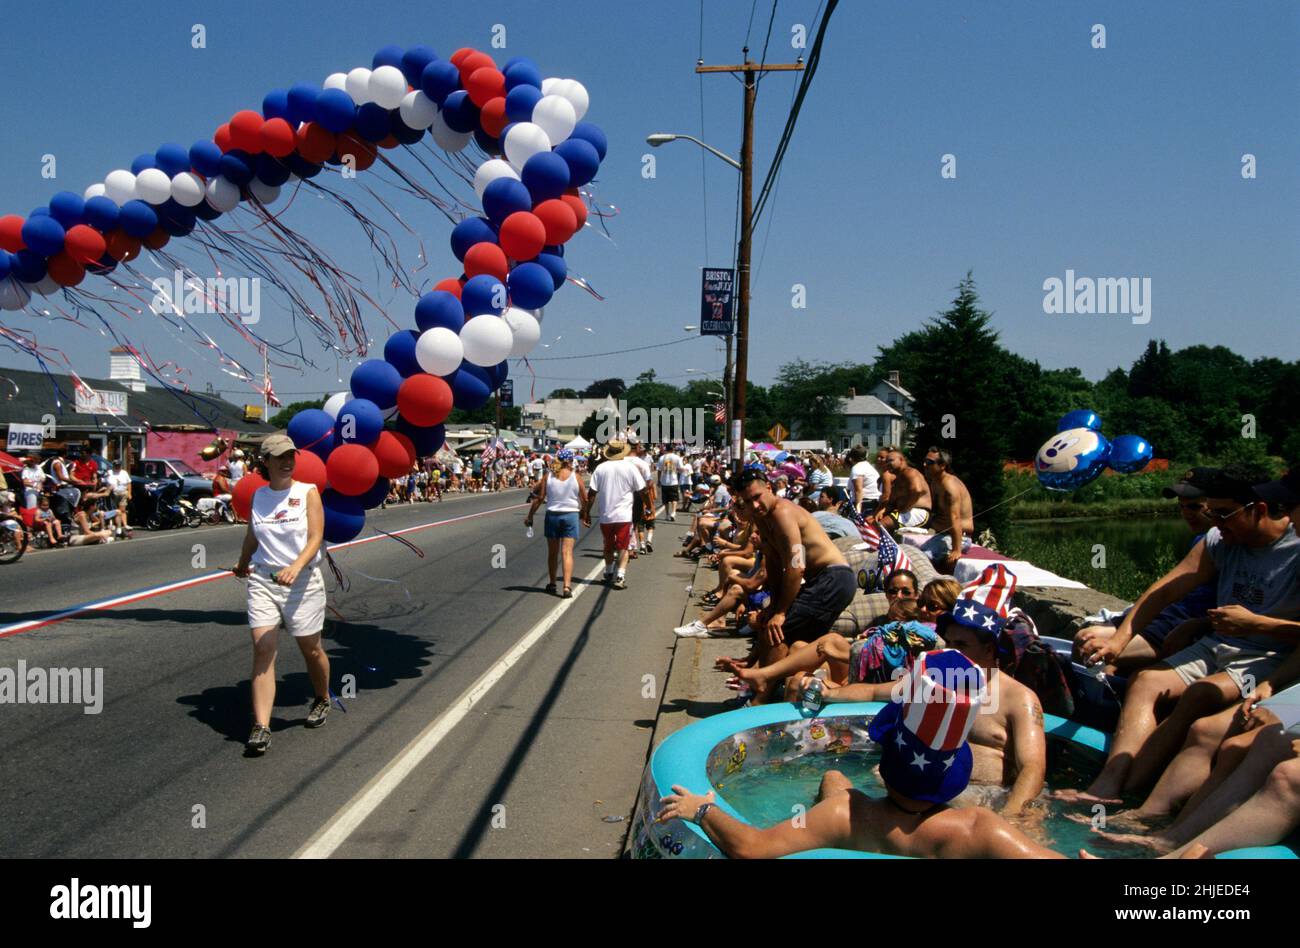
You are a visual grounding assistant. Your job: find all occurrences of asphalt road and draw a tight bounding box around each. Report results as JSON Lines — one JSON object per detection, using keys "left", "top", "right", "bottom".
{"left": 0, "top": 488, "right": 697, "bottom": 858}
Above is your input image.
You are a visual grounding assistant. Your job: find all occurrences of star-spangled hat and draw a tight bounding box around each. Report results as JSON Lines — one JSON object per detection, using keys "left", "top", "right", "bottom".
{"left": 942, "top": 562, "right": 1018, "bottom": 639}
{"left": 867, "top": 649, "right": 987, "bottom": 804}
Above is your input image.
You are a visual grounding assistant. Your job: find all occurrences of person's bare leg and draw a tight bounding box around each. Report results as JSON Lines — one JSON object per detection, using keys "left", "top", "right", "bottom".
{"left": 250, "top": 626, "right": 279, "bottom": 727}
{"left": 816, "top": 769, "right": 853, "bottom": 803}
{"left": 1122, "top": 675, "right": 1239, "bottom": 794}
{"left": 561, "top": 537, "right": 575, "bottom": 589}
{"left": 1112, "top": 634, "right": 1160, "bottom": 675}
{"left": 1163, "top": 757, "right": 1300, "bottom": 859}
{"left": 735, "top": 635, "right": 841, "bottom": 700}
{"left": 546, "top": 539, "right": 559, "bottom": 586}
{"left": 294, "top": 632, "right": 330, "bottom": 701}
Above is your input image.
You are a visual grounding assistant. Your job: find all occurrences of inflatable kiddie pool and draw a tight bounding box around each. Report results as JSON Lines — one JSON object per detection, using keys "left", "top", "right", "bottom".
{"left": 629, "top": 702, "right": 1296, "bottom": 859}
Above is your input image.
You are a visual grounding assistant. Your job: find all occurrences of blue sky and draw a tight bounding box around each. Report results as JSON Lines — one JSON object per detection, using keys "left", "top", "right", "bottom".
{"left": 0, "top": 0, "right": 1296, "bottom": 407}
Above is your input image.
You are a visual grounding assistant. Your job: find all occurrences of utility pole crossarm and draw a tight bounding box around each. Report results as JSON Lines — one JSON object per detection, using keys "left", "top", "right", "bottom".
{"left": 695, "top": 64, "right": 806, "bottom": 73}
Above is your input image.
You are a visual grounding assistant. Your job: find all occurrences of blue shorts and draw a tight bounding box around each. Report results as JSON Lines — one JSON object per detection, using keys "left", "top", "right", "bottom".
{"left": 544, "top": 510, "right": 579, "bottom": 539}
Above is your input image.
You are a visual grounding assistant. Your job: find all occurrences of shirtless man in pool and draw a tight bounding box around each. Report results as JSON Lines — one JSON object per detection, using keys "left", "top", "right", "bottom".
{"left": 874, "top": 450, "right": 932, "bottom": 531}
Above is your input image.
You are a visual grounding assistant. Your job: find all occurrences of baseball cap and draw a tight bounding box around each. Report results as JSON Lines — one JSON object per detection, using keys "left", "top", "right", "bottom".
{"left": 260, "top": 432, "right": 297, "bottom": 457}
{"left": 1161, "top": 467, "right": 1222, "bottom": 499}
{"left": 1254, "top": 468, "right": 1300, "bottom": 509}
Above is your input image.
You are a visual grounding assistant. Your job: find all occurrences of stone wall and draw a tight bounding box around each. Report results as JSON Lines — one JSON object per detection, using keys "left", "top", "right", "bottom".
{"left": 1013, "top": 586, "right": 1130, "bottom": 640}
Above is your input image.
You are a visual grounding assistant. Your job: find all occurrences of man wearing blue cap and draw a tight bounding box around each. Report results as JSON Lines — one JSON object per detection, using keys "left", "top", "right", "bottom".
{"left": 656, "top": 649, "right": 1062, "bottom": 858}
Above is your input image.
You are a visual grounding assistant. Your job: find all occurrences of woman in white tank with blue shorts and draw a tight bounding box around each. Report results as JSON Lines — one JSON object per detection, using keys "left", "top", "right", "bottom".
{"left": 524, "top": 449, "right": 587, "bottom": 598}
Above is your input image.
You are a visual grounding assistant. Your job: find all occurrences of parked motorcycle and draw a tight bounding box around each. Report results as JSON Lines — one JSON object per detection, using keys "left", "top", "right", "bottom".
{"left": 138, "top": 480, "right": 202, "bottom": 530}
{"left": 195, "top": 495, "right": 234, "bottom": 525}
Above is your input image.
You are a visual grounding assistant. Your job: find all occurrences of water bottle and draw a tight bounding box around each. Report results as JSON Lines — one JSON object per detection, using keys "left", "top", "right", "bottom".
{"left": 801, "top": 668, "right": 828, "bottom": 713}
{"left": 526, "top": 524, "right": 534, "bottom": 539}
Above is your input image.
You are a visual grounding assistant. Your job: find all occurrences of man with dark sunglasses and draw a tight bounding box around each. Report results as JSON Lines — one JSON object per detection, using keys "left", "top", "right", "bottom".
{"left": 918, "top": 447, "right": 974, "bottom": 574}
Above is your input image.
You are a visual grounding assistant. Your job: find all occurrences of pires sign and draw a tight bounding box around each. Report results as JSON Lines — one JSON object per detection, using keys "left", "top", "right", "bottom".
{"left": 6, "top": 423, "right": 44, "bottom": 453}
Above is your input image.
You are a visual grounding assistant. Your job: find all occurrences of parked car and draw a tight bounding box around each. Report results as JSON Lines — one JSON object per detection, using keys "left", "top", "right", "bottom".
{"left": 130, "top": 458, "right": 214, "bottom": 501}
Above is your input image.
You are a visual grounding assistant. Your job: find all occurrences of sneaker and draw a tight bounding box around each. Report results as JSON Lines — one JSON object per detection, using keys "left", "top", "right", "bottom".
{"left": 645, "top": 541, "right": 654, "bottom": 554}
{"left": 674, "top": 620, "right": 710, "bottom": 638}
{"left": 246, "top": 724, "right": 271, "bottom": 754}
{"left": 305, "top": 698, "right": 330, "bottom": 728}
{"left": 612, "top": 575, "right": 627, "bottom": 590}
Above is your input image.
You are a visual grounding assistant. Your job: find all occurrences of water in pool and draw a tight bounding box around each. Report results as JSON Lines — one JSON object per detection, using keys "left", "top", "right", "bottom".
{"left": 711, "top": 739, "right": 1153, "bottom": 858}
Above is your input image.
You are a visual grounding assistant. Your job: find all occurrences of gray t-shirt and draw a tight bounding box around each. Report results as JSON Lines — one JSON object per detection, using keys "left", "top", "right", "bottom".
{"left": 1204, "top": 525, "right": 1300, "bottom": 645}
{"left": 813, "top": 511, "right": 862, "bottom": 540}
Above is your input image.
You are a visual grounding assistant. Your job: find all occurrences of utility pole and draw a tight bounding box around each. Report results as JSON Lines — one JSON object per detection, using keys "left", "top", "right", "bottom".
{"left": 697, "top": 50, "right": 804, "bottom": 472}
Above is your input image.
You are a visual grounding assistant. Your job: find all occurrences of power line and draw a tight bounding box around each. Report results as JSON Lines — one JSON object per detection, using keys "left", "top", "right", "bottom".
{"left": 526, "top": 335, "right": 702, "bottom": 361}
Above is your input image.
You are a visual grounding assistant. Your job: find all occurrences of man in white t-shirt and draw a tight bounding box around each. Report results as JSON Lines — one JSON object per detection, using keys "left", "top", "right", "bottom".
{"left": 629, "top": 441, "right": 657, "bottom": 555}
{"left": 105, "top": 459, "right": 133, "bottom": 537}
{"left": 847, "top": 445, "right": 882, "bottom": 517}
{"left": 582, "top": 440, "right": 647, "bottom": 589}
{"left": 228, "top": 451, "right": 246, "bottom": 485}
{"left": 658, "top": 448, "right": 683, "bottom": 521}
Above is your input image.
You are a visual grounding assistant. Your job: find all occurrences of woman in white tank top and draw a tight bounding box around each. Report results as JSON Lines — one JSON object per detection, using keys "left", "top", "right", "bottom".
{"left": 524, "top": 450, "right": 587, "bottom": 598}
{"left": 232, "top": 432, "right": 330, "bottom": 755}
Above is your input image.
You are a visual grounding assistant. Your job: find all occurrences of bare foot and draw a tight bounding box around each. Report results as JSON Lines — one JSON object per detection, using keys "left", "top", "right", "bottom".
{"left": 1177, "top": 843, "right": 1212, "bottom": 860}
{"left": 1051, "top": 788, "right": 1124, "bottom": 806}
{"left": 715, "top": 656, "right": 750, "bottom": 673}
{"left": 1089, "top": 829, "right": 1173, "bottom": 854}
{"left": 1078, "top": 849, "right": 1100, "bottom": 859}
{"left": 733, "top": 665, "right": 771, "bottom": 702}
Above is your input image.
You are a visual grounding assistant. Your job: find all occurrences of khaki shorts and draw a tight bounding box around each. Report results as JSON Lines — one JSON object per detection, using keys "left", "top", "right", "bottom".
{"left": 246, "top": 566, "right": 326, "bottom": 637}
{"left": 1164, "top": 635, "right": 1285, "bottom": 696}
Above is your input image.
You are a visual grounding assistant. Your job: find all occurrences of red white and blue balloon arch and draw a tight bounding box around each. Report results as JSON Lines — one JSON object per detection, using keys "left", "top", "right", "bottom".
{"left": 0, "top": 43, "right": 608, "bottom": 543}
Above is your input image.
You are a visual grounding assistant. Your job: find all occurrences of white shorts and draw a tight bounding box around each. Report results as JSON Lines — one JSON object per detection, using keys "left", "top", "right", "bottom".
{"left": 246, "top": 566, "right": 326, "bottom": 637}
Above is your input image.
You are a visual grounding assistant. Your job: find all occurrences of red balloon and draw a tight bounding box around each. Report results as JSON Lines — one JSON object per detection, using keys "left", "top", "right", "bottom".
{"left": 464, "top": 241, "right": 509, "bottom": 280}
{"left": 434, "top": 277, "right": 463, "bottom": 298}
{"left": 466, "top": 67, "right": 506, "bottom": 108}
{"left": 261, "top": 117, "right": 297, "bottom": 157}
{"left": 560, "top": 191, "right": 588, "bottom": 230}
{"left": 143, "top": 228, "right": 170, "bottom": 251}
{"left": 47, "top": 253, "right": 86, "bottom": 287}
{"left": 449, "top": 47, "right": 475, "bottom": 67}
{"left": 292, "top": 449, "right": 328, "bottom": 492}
{"left": 0, "top": 215, "right": 26, "bottom": 252}
{"left": 325, "top": 444, "right": 379, "bottom": 496}
{"left": 335, "top": 132, "right": 377, "bottom": 171}
{"left": 378, "top": 133, "right": 400, "bottom": 150}
{"left": 458, "top": 51, "right": 495, "bottom": 82}
{"left": 498, "top": 211, "right": 546, "bottom": 261}
{"left": 533, "top": 199, "right": 579, "bottom": 244}
{"left": 64, "top": 224, "right": 107, "bottom": 265}
{"left": 295, "top": 123, "right": 335, "bottom": 164}
{"left": 392, "top": 431, "right": 418, "bottom": 463}
{"left": 230, "top": 110, "right": 265, "bottom": 153}
{"left": 105, "top": 230, "right": 141, "bottom": 262}
{"left": 231, "top": 472, "right": 268, "bottom": 520}
{"left": 372, "top": 430, "right": 415, "bottom": 478}
{"left": 397, "top": 374, "right": 453, "bottom": 427}
{"left": 479, "top": 97, "right": 509, "bottom": 138}
{"left": 214, "top": 123, "right": 234, "bottom": 153}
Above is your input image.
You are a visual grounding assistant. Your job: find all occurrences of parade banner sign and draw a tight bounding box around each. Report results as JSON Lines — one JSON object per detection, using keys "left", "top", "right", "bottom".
{"left": 700, "top": 267, "right": 735, "bottom": 336}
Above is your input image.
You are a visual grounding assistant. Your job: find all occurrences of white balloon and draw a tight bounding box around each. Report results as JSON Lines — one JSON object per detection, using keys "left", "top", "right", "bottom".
{"left": 460, "top": 314, "right": 514, "bottom": 367}
{"left": 553, "top": 79, "right": 590, "bottom": 121}
{"left": 104, "top": 169, "right": 137, "bottom": 206}
{"left": 369, "top": 65, "right": 407, "bottom": 110}
{"left": 134, "top": 168, "right": 173, "bottom": 205}
{"left": 83, "top": 183, "right": 107, "bottom": 201}
{"left": 248, "top": 179, "right": 281, "bottom": 204}
{"left": 32, "top": 274, "right": 62, "bottom": 296}
{"left": 429, "top": 109, "right": 472, "bottom": 152}
{"left": 0, "top": 278, "right": 31, "bottom": 311}
{"left": 206, "top": 176, "right": 240, "bottom": 213}
{"left": 345, "top": 67, "right": 374, "bottom": 104}
{"left": 541, "top": 77, "right": 560, "bottom": 95}
{"left": 323, "top": 391, "right": 350, "bottom": 419}
{"left": 473, "top": 158, "right": 520, "bottom": 200}
{"left": 323, "top": 71, "right": 348, "bottom": 92}
{"left": 503, "top": 122, "right": 552, "bottom": 172}
{"left": 531, "top": 95, "right": 577, "bottom": 145}
{"left": 502, "top": 307, "right": 541, "bottom": 357}
{"left": 398, "top": 90, "right": 437, "bottom": 130}
{"left": 415, "top": 327, "right": 464, "bottom": 376}
{"left": 170, "top": 172, "right": 205, "bottom": 207}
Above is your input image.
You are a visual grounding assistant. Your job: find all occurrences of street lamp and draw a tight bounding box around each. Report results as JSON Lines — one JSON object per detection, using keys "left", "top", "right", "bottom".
{"left": 645, "top": 133, "right": 742, "bottom": 171}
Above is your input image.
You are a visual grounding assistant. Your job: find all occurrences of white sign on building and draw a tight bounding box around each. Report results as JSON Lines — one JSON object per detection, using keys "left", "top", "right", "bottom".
{"left": 75, "top": 387, "right": 128, "bottom": 417}
{"left": 6, "top": 423, "right": 45, "bottom": 453}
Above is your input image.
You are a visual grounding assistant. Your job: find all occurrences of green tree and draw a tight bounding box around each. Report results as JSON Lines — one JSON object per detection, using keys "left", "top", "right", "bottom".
{"left": 580, "top": 378, "right": 626, "bottom": 399}
{"left": 547, "top": 387, "right": 579, "bottom": 398}
{"left": 269, "top": 398, "right": 324, "bottom": 429}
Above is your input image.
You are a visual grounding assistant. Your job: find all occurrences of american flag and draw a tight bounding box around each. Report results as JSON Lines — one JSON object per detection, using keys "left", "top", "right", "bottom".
{"left": 839, "top": 499, "right": 912, "bottom": 585}
{"left": 903, "top": 650, "right": 984, "bottom": 752}
{"left": 712, "top": 402, "right": 727, "bottom": 424}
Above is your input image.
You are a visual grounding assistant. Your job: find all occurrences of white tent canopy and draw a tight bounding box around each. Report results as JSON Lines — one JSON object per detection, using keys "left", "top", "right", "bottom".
{"left": 564, "top": 435, "right": 591, "bottom": 450}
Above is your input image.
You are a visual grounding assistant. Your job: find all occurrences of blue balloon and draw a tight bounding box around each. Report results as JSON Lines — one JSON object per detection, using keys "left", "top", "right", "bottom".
{"left": 521, "top": 151, "right": 570, "bottom": 202}
{"left": 396, "top": 417, "right": 445, "bottom": 456}
{"left": 482, "top": 178, "right": 532, "bottom": 226}
{"left": 285, "top": 154, "right": 322, "bottom": 179}
{"left": 1109, "top": 435, "right": 1153, "bottom": 474}
{"left": 28, "top": 207, "right": 50, "bottom": 218}
{"left": 334, "top": 397, "right": 384, "bottom": 445}
{"left": 505, "top": 84, "right": 543, "bottom": 122}
{"left": 450, "top": 217, "right": 497, "bottom": 261}
{"left": 194, "top": 200, "right": 223, "bottom": 221}
{"left": 288, "top": 408, "right": 337, "bottom": 458}
{"left": 554, "top": 138, "right": 601, "bottom": 187}
{"left": 372, "top": 44, "right": 405, "bottom": 69}
{"left": 1058, "top": 409, "right": 1103, "bottom": 432}
{"left": 384, "top": 329, "right": 422, "bottom": 377}
{"left": 190, "top": 140, "right": 223, "bottom": 178}
{"left": 21, "top": 215, "right": 65, "bottom": 256}
{"left": 321, "top": 489, "right": 366, "bottom": 542}
{"left": 536, "top": 251, "right": 567, "bottom": 290}
{"left": 286, "top": 82, "right": 321, "bottom": 126}
{"left": 83, "top": 196, "right": 119, "bottom": 231}
{"left": 315, "top": 88, "right": 357, "bottom": 133}
{"left": 473, "top": 128, "right": 501, "bottom": 154}
{"left": 355, "top": 102, "right": 392, "bottom": 142}
{"left": 130, "top": 153, "right": 158, "bottom": 175}
{"left": 219, "top": 150, "right": 255, "bottom": 186}
{"left": 441, "top": 91, "right": 480, "bottom": 134}
{"left": 254, "top": 153, "right": 292, "bottom": 186}
{"left": 354, "top": 476, "right": 391, "bottom": 510}
{"left": 503, "top": 61, "right": 543, "bottom": 91}
{"left": 461, "top": 274, "right": 507, "bottom": 316}
{"left": 401, "top": 45, "right": 439, "bottom": 86}
{"left": 262, "top": 89, "right": 290, "bottom": 120}
{"left": 543, "top": 242, "right": 565, "bottom": 258}
{"left": 447, "top": 363, "right": 492, "bottom": 410}
{"left": 350, "top": 359, "right": 403, "bottom": 410}
{"left": 508, "top": 262, "right": 554, "bottom": 310}
{"left": 157, "top": 201, "right": 196, "bottom": 236}
{"left": 11, "top": 250, "right": 46, "bottom": 282}
{"left": 487, "top": 359, "right": 509, "bottom": 389}
{"left": 569, "top": 121, "right": 608, "bottom": 162}
{"left": 119, "top": 201, "right": 158, "bottom": 238}
{"left": 1035, "top": 428, "right": 1111, "bottom": 492}
{"left": 155, "top": 142, "right": 191, "bottom": 177}
{"left": 390, "top": 111, "right": 425, "bottom": 144}
{"left": 420, "top": 60, "right": 461, "bottom": 106}
{"left": 48, "top": 192, "right": 85, "bottom": 228}
{"left": 415, "top": 290, "right": 465, "bottom": 332}
{"left": 0, "top": 252, "right": 10, "bottom": 281}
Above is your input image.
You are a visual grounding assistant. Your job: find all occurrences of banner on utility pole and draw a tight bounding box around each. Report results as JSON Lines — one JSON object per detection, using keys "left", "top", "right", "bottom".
{"left": 700, "top": 267, "right": 735, "bottom": 336}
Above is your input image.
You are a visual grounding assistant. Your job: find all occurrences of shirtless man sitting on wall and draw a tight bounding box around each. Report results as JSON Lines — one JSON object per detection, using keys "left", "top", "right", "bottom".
{"left": 874, "top": 450, "right": 932, "bottom": 531}
{"left": 920, "top": 446, "right": 975, "bottom": 574}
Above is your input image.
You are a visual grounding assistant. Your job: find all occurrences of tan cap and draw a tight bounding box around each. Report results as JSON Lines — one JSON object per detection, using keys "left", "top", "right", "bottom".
{"left": 603, "top": 439, "right": 630, "bottom": 461}
{"left": 260, "top": 432, "right": 297, "bottom": 457}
